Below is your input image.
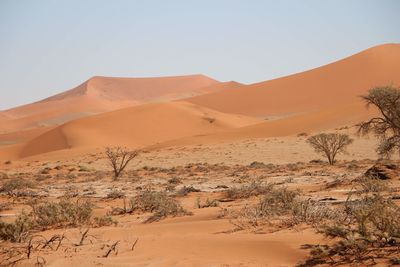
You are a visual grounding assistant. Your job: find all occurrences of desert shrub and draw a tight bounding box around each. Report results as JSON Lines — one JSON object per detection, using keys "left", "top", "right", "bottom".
{"left": 175, "top": 186, "right": 201, "bottom": 197}
{"left": 111, "top": 189, "right": 190, "bottom": 222}
{"left": 106, "top": 188, "right": 126, "bottom": 199}
{"left": 196, "top": 198, "right": 219, "bottom": 208}
{"left": 301, "top": 178, "right": 400, "bottom": 266}
{"left": 30, "top": 199, "right": 93, "bottom": 229}
{"left": 93, "top": 215, "right": 117, "bottom": 227}
{"left": 0, "top": 178, "right": 34, "bottom": 197}
{"left": 356, "top": 175, "right": 389, "bottom": 193}
{"left": 230, "top": 186, "right": 337, "bottom": 230}
{"left": 258, "top": 187, "right": 299, "bottom": 216}
{"left": 168, "top": 177, "right": 182, "bottom": 185}
{"left": 0, "top": 212, "right": 33, "bottom": 242}
{"left": 225, "top": 181, "right": 273, "bottom": 199}
{"left": 307, "top": 133, "right": 353, "bottom": 165}
{"left": 39, "top": 167, "right": 51, "bottom": 174}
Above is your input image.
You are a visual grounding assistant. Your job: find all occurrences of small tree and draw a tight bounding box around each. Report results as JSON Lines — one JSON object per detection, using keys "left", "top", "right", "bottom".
{"left": 358, "top": 86, "right": 400, "bottom": 158}
{"left": 307, "top": 133, "right": 353, "bottom": 165}
{"left": 105, "top": 146, "right": 138, "bottom": 180}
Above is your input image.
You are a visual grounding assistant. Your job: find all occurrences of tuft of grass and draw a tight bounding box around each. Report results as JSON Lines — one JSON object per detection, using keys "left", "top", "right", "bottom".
{"left": 106, "top": 188, "right": 126, "bottom": 199}
{"left": 175, "top": 186, "right": 201, "bottom": 197}
{"left": 93, "top": 215, "right": 117, "bottom": 227}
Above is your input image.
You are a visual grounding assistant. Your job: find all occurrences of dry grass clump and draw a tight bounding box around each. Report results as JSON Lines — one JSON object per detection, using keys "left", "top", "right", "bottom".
{"left": 0, "top": 212, "right": 33, "bottom": 242}
{"left": 225, "top": 181, "right": 274, "bottom": 200}
{"left": 0, "top": 198, "right": 93, "bottom": 243}
{"left": 93, "top": 215, "right": 117, "bottom": 227}
{"left": 175, "top": 186, "right": 201, "bottom": 197}
{"left": 300, "top": 177, "right": 400, "bottom": 266}
{"left": 229, "top": 184, "right": 337, "bottom": 230}
{"left": 0, "top": 178, "right": 34, "bottom": 197}
{"left": 110, "top": 189, "right": 191, "bottom": 222}
{"left": 30, "top": 198, "right": 93, "bottom": 229}
{"left": 106, "top": 188, "right": 126, "bottom": 199}
{"left": 196, "top": 198, "right": 219, "bottom": 208}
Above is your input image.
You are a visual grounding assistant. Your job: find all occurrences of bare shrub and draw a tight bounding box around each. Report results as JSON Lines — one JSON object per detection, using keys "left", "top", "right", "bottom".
{"left": 105, "top": 146, "right": 138, "bottom": 180}
{"left": 358, "top": 86, "right": 400, "bottom": 158}
{"left": 110, "top": 189, "right": 191, "bottom": 222}
{"left": 301, "top": 178, "right": 400, "bottom": 266}
{"left": 307, "top": 133, "right": 353, "bottom": 165}
{"left": 1, "top": 178, "right": 34, "bottom": 197}
{"left": 225, "top": 181, "right": 274, "bottom": 200}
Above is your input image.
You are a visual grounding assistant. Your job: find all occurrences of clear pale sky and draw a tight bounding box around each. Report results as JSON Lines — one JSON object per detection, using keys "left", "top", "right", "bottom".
{"left": 1, "top": 0, "right": 399, "bottom": 110}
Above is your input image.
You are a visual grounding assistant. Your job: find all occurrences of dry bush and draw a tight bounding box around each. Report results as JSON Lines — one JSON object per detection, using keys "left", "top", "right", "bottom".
{"left": 0, "top": 178, "right": 34, "bottom": 197}
{"left": 167, "top": 177, "right": 182, "bottom": 185}
{"left": 196, "top": 198, "right": 219, "bottom": 208}
{"left": 93, "top": 215, "right": 117, "bottom": 227}
{"left": 300, "top": 178, "right": 400, "bottom": 266}
{"left": 307, "top": 133, "right": 353, "bottom": 165}
{"left": 0, "top": 212, "right": 33, "bottom": 242}
{"left": 110, "top": 189, "right": 191, "bottom": 222}
{"left": 229, "top": 185, "right": 338, "bottom": 230}
{"left": 225, "top": 181, "right": 274, "bottom": 200}
{"left": 106, "top": 188, "right": 126, "bottom": 199}
{"left": 30, "top": 198, "right": 93, "bottom": 229}
{"left": 175, "top": 186, "right": 201, "bottom": 197}
{"left": 105, "top": 146, "right": 138, "bottom": 180}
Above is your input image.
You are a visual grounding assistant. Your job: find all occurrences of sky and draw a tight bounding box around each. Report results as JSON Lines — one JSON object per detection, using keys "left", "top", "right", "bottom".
{"left": 0, "top": 0, "right": 399, "bottom": 110}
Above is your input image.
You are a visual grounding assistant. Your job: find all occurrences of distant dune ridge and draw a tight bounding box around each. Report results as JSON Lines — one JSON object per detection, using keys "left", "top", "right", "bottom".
{"left": 0, "top": 74, "right": 222, "bottom": 132}
{"left": 0, "top": 43, "right": 399, "bottom": 159}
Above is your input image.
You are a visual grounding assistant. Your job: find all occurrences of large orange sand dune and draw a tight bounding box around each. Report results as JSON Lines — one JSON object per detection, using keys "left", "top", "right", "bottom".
{"left": 18, "top": 101, "right": 260, "bottom": 158}
{"left": 1, "top": 74, "right": 223, "bottom": 133}
{"left": 187, "top": 44, "right": 400, "bottom": 118}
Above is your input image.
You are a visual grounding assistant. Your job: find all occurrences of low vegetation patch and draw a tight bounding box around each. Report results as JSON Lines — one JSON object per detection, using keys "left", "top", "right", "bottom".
{"left": 0, "top": 178, "right": 34, "bottom": 197}
{"left": 225, "top": 181, "right": 274, "bottom": 200}
{"left": 0, "top": 198, "right": 94, "bottom": 243}
{"left": 300, "top": 176, "right": 400, "bottom": 266}
{"left": 110, "top": 189, "right": 191, "bottom": 222}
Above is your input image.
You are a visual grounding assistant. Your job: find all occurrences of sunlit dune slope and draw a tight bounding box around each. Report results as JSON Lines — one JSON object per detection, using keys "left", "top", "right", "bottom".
{"left": 19, "top": 101, "right": 260, "bottom": 157}
{"left": 187, "top": 44, "right": 400, "bottom": 118}
{"left": 1, "top": 74, "right": 222, "bottom": 132}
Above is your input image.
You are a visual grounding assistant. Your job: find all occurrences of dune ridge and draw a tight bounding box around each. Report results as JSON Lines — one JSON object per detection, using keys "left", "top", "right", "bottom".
{"left": 0, "top": 74, "right": 223, "bottom": 133}
{"left": 187, "top": 43, "right": 400, "bottom": 117}
{"left": 19, "top": 101, "right": 261, "bottom": 157}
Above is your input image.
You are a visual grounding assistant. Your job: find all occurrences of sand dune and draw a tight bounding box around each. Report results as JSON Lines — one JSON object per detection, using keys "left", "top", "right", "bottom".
{"left": 19, "top": 101, "right": 260, "bottom": 157}
{"left": 187, "top": 44, "right": 400, "bottom": 118}
{"left": 1, "top": 74, "right": 222, "bottom": 133}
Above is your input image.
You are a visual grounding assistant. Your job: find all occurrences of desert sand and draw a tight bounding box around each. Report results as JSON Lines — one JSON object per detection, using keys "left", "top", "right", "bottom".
{"left": 0, "top": 44, "right": 399, "bottom": 266}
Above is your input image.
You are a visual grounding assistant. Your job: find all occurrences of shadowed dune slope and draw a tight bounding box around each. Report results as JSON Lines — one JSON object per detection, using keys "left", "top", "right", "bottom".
{"left": 1, "top": 74, "right": 222, "bottom": 132}
{"left": 19, "top": 101, "right": 260, "bottom": 157}
{"left": 187, "top": 44, "right": 400, "bottom": 117}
